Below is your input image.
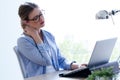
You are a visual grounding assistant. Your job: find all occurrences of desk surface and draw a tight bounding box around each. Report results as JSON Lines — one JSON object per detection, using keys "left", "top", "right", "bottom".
{"left": 25, "top": 70, "right": 86, "bottom": 80}
{"left": 25, "top": 70, "right": 120, "bottom": 80}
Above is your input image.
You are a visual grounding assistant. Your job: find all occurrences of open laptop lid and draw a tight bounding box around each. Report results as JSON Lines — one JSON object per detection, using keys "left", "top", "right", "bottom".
{"left": 88, "top": 37, "right": 117, "bottom": 68}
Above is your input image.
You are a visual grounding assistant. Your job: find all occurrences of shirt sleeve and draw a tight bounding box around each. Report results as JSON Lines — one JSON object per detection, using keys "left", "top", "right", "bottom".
{"left": 17, "top": 37, "right": 52, "bottom": 66}
{"left": 49, "top": 34, "right": 72, "bottom": 70}
{"left": 57, "top": 48, "right": 71, "bottom": 70}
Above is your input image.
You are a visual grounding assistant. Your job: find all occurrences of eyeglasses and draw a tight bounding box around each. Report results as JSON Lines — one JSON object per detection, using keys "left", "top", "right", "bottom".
{"left": 28, "top": 12, "right": 43, "bottom": 22}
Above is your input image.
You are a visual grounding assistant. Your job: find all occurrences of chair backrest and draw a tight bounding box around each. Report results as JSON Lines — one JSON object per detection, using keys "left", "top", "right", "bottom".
{"left": 13, "top": 46, "right": 27, "bottom": 78}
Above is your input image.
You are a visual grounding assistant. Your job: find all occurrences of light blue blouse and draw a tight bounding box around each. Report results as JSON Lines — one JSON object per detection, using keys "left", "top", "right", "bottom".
{"left": 17, "top": 30, "right": 72, "bottom": 78}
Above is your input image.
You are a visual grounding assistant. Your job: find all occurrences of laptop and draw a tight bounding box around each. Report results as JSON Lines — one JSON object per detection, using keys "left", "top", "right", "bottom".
{"left": 59, "top": 37, "right": 117, "bottom": 77}
{"left": 88, "top": 37, "right": 117, "bottom": 68}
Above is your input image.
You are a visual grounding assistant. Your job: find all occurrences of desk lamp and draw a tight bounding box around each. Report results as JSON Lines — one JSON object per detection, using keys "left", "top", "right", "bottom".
{"left": 95, "top": 9, "right": 120, "bottom": 25}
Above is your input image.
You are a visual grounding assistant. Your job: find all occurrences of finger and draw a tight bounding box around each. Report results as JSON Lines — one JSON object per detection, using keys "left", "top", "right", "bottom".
{"left": 81, "top": 64, "right": 88, "bottom": 66}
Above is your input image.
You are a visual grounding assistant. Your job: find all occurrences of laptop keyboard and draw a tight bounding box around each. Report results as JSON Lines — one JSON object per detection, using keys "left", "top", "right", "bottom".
{"left": 59, "top": 67, "right": 91, "bottom": 78}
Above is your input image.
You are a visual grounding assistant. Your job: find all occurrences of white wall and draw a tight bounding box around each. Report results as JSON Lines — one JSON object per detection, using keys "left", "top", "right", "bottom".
{"left": 0, "top": 0, "right": 26, "bottom": 80}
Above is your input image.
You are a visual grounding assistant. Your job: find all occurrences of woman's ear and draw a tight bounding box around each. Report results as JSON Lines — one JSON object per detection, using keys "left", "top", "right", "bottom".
{"left": 22, "top": 20, "right": 30, "bottom": 25}
{"left": 21, "top": 20, "right": 29, "bottom": 29}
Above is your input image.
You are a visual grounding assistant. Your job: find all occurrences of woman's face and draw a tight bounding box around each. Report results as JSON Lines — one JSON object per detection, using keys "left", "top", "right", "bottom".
{"left": 27, "top": 8, "right": 45, "bottom": 30}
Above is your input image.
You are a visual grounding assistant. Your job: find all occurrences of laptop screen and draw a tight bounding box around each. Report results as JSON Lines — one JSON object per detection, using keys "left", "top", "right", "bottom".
{"left": 88, "top": 37, "right": 117, "bottom": 68}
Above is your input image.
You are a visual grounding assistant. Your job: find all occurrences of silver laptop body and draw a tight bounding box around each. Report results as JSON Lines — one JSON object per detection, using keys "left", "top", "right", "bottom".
{"left": 88, "top": 37, "right": 117, "bottom": 68}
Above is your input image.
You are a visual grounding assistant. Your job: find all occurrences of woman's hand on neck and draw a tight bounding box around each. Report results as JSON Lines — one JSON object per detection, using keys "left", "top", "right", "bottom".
{"left": 24, "top": 26, "right": 43, "bottom": 44}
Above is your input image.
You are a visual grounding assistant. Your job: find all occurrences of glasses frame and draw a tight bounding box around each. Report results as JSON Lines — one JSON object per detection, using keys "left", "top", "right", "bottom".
{"left": 27, "top": 9, "right": 45, "bottom": 22}
{"left": 28, "top": 13, "right": 43, "bottom": 22}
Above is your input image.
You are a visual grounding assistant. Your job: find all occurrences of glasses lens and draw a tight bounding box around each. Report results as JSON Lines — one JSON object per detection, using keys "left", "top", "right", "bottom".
{"left": 33, "top": 15, "right": 40, "bottom": 22}
{"left": 28, "top": 10, "right": 45, "bottom": 22}
{"left": 29, "top": 13, "right": 43, "bottom": 22}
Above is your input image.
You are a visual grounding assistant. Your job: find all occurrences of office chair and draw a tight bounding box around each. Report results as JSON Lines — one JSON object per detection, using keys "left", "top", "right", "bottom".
{"left": 117, "top": 56, "right": 120, "bottom": 66}
{"left": 13, "top": 46, "right": 27, "bottom": 78}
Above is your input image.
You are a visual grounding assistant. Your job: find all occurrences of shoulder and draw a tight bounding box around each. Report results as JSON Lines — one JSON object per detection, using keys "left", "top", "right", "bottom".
{"left": 42, "top": 30, "right": 54, "bottom": 37}
{"left": 42, "top": 30, "right": 55, "bottom": 40}
{"left": 17, "top": 34, "right": 35, "bottom": 45}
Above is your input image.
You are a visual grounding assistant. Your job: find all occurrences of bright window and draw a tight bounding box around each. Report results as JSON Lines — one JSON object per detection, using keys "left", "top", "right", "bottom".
{"left": 33, "top": 0, "right": 120, "bottom": 64}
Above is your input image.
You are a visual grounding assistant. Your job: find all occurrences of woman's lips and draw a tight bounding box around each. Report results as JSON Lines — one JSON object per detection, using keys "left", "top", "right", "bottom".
{"left": 40, "top": 21, "right": 44, "bottom": 25}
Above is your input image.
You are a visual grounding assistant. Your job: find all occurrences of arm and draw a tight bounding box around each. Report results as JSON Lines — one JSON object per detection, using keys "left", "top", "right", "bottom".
{"left": 17, "top": 37, "right": 52, "bottom": 66}
{"left": 46, "top": 32, "right": 79, "bottom": 70}
{"left": 57, "top": 49, "right": 71, "bottom": 70}
{"left": 42, "top": 31, "right": 72, "bottom": 70}
{"left": 57, "top": 48, "right": 79, "bottom": 70}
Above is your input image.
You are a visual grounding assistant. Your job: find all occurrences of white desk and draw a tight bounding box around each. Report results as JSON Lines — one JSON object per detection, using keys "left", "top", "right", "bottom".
{"left": 25, "top": 70, "right": 86, "bottom": 80}
{"left": 25, "top": 70, "right": 120, "bottom": 80}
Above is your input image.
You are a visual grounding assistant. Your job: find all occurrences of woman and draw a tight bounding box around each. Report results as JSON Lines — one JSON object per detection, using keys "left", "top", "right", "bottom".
{"left": 17, "top": 2, "right": 82, "bottom": 78}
